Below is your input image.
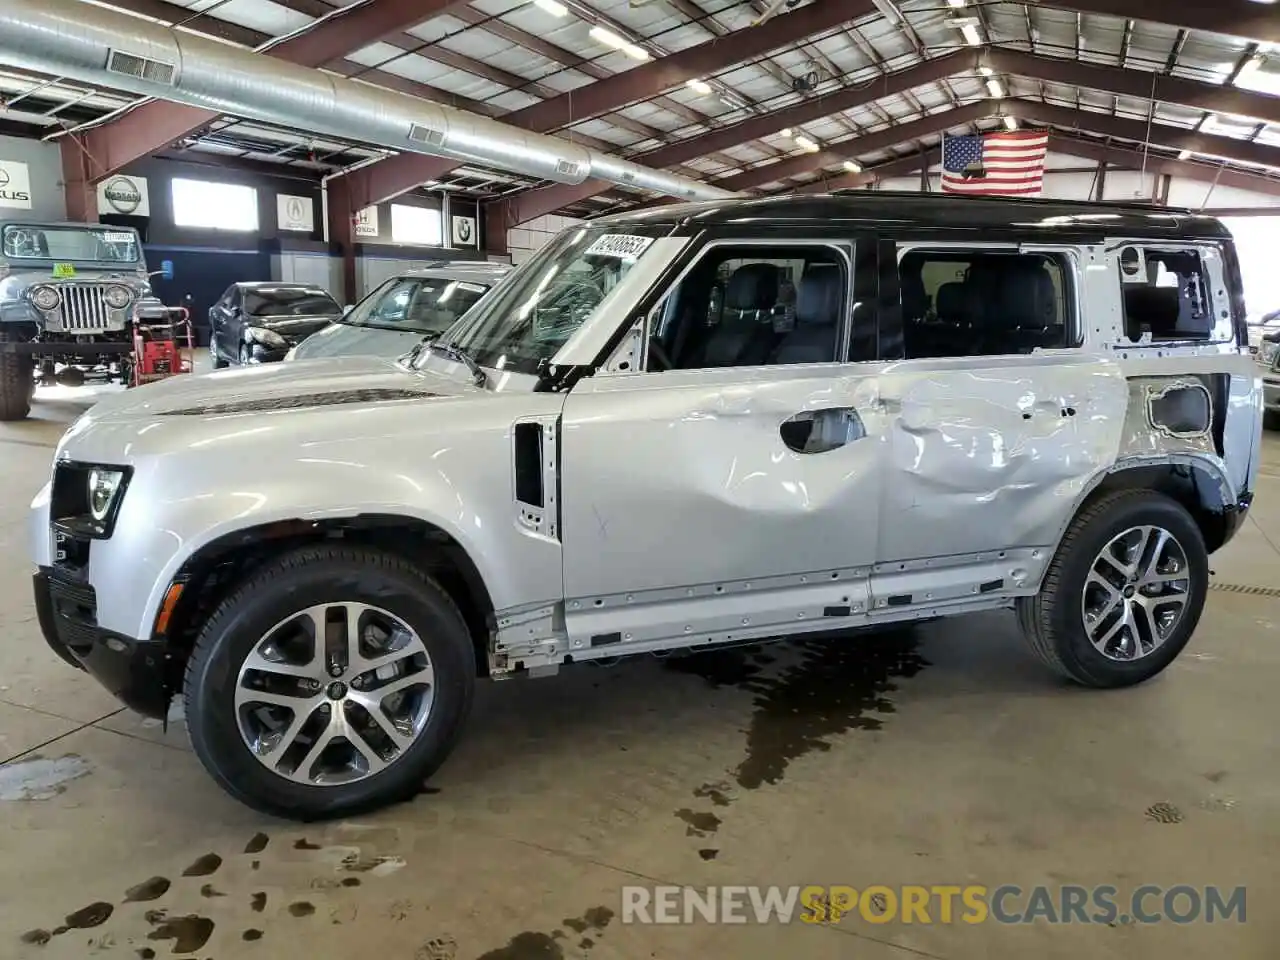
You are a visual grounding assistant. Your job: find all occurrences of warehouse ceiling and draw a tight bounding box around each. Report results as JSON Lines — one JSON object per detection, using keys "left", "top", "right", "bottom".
{"left": 4, "top": 0, "right": 1280, "bottom": 215}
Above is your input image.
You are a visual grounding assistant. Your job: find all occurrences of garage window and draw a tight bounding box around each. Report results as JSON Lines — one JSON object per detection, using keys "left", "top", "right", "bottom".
{"left": 170, "top": 178, "right": 259, "bottom": 232}
{"left": 390, "top": 204, "right": 443, "bottom": 246}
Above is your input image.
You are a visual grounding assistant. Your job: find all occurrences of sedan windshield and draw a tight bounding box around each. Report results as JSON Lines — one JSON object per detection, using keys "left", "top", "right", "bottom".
{"left": 345, "top": 276, "right": 492, "bottom": 335}
{"left": 420, "top": 224, "right": 670, "bottom": 376}
{"left": 244, "top": 287, "right": 341, "bottom": 318}
{"left": 2, "top": 224, "right": 140, "bottom": 263}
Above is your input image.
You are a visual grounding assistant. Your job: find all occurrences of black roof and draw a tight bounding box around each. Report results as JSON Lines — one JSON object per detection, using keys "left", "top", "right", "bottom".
{"left": 599, "top": 191, "right": 1232, "bottom": 240}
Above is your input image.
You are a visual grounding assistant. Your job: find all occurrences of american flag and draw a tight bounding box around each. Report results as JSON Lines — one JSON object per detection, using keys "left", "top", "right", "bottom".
{"left": 941, "top": 130, "right": 1049, "bottom": 196}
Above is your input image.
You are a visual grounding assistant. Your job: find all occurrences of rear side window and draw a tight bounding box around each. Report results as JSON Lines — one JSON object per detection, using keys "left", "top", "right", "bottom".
{"left": 898, "top": 248, "right": 1071, "bottom": 359}
{"left": 1117, "top": 246, "right": 1215, "bottom": 341}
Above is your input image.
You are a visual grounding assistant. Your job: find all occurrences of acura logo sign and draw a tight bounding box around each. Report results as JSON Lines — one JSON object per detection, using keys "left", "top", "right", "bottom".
{"left": 103, "top": 177, "right": 142, "bottom": 214}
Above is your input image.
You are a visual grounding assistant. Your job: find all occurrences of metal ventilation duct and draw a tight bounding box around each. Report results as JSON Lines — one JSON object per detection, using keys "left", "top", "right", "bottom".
{"left": 0, "top": 0, "right": 739, "bottom": 203}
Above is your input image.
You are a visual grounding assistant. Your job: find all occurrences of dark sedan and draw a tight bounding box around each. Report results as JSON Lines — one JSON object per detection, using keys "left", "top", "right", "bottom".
{"left": 209, "top": 282, "right": 343, "bottom": 367}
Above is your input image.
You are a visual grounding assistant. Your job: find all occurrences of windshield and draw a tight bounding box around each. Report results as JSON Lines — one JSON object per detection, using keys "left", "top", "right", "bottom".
{"left": 245, "top": 287, "right": 341, "bottom": 318}
{"left": 345, "top": 275, "right": 492, "bottom": 335}
{"left": 2, "top": 224, "right": 140, "bottom": 263}
{"left": 421, "top": 224, "right": 669, "bottom": 376}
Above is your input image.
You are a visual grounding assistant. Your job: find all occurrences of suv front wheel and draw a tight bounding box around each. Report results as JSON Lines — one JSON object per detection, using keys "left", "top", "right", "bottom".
{"left": 184, "top": 545, "right": 476, "bottom": 819}
{"left": 1017, "top": 490, "right": 1208, "bottom": 688}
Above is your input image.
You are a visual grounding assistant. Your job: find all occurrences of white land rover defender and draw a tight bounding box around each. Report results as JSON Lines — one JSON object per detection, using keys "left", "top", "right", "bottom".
{"left": 29, "top": 194, "right": 1262, "bottom": 818}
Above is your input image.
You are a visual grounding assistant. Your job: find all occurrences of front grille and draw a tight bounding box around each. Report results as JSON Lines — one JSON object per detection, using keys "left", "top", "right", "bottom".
{"left": 56, "top": 284, "right": 122, "bottom": 333}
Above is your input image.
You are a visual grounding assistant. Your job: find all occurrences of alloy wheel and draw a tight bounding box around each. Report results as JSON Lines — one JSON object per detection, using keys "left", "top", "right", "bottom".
{"left": 234, "top": 602, "right": 435, "bottom": 786}
{"left": 1080, "top": 525, "right": 1192, "bottom": 662}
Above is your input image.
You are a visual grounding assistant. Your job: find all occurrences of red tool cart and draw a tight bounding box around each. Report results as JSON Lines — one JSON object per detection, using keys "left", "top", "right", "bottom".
{"left": 128, "top": 303, "right": 195, "bottom": 388}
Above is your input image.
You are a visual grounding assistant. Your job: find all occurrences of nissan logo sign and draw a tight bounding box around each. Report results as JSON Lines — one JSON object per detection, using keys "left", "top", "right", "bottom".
{"left": 103, "top": 177, "right": 142, "bottom": 214}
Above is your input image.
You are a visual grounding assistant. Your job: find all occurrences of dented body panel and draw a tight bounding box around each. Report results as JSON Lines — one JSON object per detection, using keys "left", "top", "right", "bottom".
{"left": 28, "top": 193, "right": 1262, "bottom": 691}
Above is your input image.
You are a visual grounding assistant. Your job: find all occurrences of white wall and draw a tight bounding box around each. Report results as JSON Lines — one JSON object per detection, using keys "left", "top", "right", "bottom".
{"left": 507, "top": 214, "right": 584, "bottom": 265}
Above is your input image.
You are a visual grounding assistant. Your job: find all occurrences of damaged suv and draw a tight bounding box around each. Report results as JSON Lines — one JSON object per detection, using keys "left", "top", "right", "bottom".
{"left": 30, "top": 194, "right": 1262, "bottom": 817}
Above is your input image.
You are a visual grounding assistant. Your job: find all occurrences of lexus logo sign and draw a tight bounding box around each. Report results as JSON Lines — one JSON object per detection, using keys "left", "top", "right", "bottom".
{"left": 103, "top": 177, "right": 142, "bottom": 214}
{"left": 97, "top": 174, "right": 150, "bottom": 217}
{"left": 0, "top": 160, "right": 33, "bottom": 210}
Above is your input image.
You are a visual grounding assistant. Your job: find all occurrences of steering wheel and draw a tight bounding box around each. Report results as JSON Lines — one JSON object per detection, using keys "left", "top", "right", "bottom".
{"left": 647, "top": 336, "right": 674, "bottom": 371}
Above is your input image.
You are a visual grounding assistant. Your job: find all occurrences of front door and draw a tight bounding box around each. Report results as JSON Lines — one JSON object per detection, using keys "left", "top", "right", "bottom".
{"left": 559, "top": 237, "right": 886, "bottom": 652}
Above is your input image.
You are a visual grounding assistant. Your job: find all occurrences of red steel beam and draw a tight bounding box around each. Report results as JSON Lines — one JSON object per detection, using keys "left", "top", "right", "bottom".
{"left": 65, "top": 0, "right": 472, "bottom": 185}
{"left": 1005, "top": 99, "right": 1280, "bottom": 171}
{"left": 1033, "top": 0, "right": 1280, "bottom": 46}
{"left": 340, "top": 0, "right": 877, "bottom": 208}
{"left": 986, "top": 49, "right": 1280, "bottom": 127}
{"left": 479, "top": 52, "right": 974, "bottom": 229}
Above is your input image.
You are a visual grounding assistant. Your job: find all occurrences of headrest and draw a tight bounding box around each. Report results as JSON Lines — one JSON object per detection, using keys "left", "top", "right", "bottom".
{"left": 796, "top": 264, "right": 842, "bottom": 326}
{"left": 724, "top": 263, "right": 779, "bottom": 312}
{"left": 1124, "top": 285, "right": 1180, "bottom": 334}
{"left": 935, "top": 282, "right": 969, "bottom": 322}
{"left": 996, "top": 260, "right": 1057, "bottom": 328}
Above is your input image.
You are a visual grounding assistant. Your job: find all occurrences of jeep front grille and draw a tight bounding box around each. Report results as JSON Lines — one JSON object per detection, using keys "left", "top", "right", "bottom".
{"left": 57, "top": 284, "right": 120, "bottom": 334}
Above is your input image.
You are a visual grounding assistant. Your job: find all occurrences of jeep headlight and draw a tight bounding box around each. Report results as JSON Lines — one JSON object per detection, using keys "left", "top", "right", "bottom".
{"left": 87, "top": 467, "right": 126, "bottom": 522}
{"left": 104, "top": 284, "right": 133, "bottom": 309}
{"left": 246, "top": 326, "right": 287, "bottom": 349}
{"left": 29, "top": 285, "right": 60, "bottom": 311}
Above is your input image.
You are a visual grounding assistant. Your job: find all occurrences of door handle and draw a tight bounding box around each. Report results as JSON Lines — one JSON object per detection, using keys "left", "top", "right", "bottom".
{"left": 780, "top": 407, "right": 865, "bottom": 454}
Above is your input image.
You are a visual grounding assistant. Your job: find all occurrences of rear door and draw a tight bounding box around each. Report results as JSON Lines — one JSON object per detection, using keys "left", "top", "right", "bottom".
{"left": 558, "top": 234, "right": 889, "bottom": 650}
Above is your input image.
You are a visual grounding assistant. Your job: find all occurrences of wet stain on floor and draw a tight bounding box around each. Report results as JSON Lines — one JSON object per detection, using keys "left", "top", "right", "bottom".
{"left": 181, "top": 853, "right": 223, "bottom": 877}
{"left": 65, "top": 902, "right": 114, "bottom": 929}
{"left": 288, "top": 901, "right": 316, "bottom": 918}
{"left": 146, "top": 914, "right": 215, "bottom": 953}
{"left": 199, "top": 883, "right": 225, "bottom": 898}
{"left": 698, "top": 848, "right": 719, "bottom": 861}
{"left": 124, "top": 877, "right": 171, "bottom": 903}
{"left": 666, "top": 630, "right": 928, "bottom": 844}
{"left": 244, "top": 832, "right": 270, "bottom": 854}
{"left": 242, "top": 928, "right": 264, "bottom": 942}
{"left": 135, "top": 948, "right": 156, "bottom": 959}
{"left": 473, "top": 908, "right": 613, "bottom": 959}
{"left": 294, "top": 838, "right": 322, "bottom": 850}
{"left": 250, "top": 892, "right": 268, "bottom": 913}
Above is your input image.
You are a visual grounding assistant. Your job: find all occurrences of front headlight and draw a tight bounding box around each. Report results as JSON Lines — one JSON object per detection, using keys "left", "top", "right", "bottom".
{"left": 87, "top": 467, "right": 125, "bottom": 523}
{"left": 246, "top": 326, "right": 287, "bottom": 349}
{"left": 29, "top": 285, "right": 60, "bottom": 311}
{"left": 104, "top": 284, "right": 133, "bottom": 309}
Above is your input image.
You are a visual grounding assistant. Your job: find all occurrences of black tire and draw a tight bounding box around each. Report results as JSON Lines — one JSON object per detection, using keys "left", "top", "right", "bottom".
{"left": 0, "top": 328, "right": 34, "bottom": 421}
{"left": 1016, "top": 489, "right": 1208, "bottom": 688}
{"left": 1265, "top": 410, "right": 1280, "bottom": 432}
{"left": 210, "top": 333, "right": 228, "bottom": 370}
{"left": 184, "top": 545, "right": 476, "bottom": 819}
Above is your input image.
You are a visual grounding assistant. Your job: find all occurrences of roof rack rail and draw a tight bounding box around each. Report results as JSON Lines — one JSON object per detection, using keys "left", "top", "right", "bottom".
{"left": 819, "top": 188, "right": 1196, "bottom": 214}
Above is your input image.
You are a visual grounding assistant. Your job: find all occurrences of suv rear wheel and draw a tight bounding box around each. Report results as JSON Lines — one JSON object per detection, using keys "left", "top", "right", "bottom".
{"left": 1017, "top": 490, "right": 1208, "bottom": 688}
{"left": 184, "top": 545, "right": 476, "bottom": 819}
{"left": 0, "top": 328, "right": 34, "bottom": 421}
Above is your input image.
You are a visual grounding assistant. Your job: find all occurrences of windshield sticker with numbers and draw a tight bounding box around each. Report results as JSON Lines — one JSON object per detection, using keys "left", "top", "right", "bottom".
{"left": 584, "top": 234, "right": 655, "bottom": 260}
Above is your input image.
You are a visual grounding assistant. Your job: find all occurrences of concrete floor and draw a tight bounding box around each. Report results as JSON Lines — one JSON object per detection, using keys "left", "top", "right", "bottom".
{"left": 1, "top": 373, "right": 1279, "bottom": 960}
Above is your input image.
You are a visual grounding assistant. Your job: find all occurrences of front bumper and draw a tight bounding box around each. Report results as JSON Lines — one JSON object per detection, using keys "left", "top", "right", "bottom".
{"left": 0, "top": 339, "right": 132, "bottom": 357}
{"left": 33, "top": 568, "right": 172, "bottom": 718}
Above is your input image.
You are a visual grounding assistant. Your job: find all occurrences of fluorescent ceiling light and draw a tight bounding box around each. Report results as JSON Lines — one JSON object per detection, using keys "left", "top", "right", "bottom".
{"left": 978, "top": 65, "right": 993, "bottom": 76}
{"left": 780, "top": 127, "right": 793, "bottom": 138}
{"left": 623, "top": 43, "right": 650, "bottom": 61}
{"left": 686, "top": 78, "right": 712, "bottom": 95}
{"left": 948, "top": 0, "right": 966, "bottom": 6}
{"left": 590, "top": 26, "right": 627, "bottom": 49}
{"left": 533, "top": 0, "right": 567, "bottom": 15}
{"left": 1003, "top": 116, "right": 1017, "bottom": 131}
{"left": 843, "top": 160, "right": 861, "bottom": 172}
{"left": 1178, "top": 149, "right": 1192, "bottom": 160}
{"left": 986, "top": 78, "right": 1003, "bottom": 98}
{"left": 794, "top": 135, "right": 819, "bottom": 152}
{"left": 961, "top": 23, "right": 982, "bottom": 46}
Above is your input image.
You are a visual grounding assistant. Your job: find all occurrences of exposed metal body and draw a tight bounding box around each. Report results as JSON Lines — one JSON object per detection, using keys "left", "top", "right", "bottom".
{"left": 28, "top": 194, "right": 1262, "bottom": 709}
{"left": 0, "top": 0, "right": 735, "bottom": 205}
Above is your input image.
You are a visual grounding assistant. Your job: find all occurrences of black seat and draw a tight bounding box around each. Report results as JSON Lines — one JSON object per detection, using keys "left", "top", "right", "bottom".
{"left": 995, "top": 259, "right": 1060, "bottom": 351}
{"left": 771, "top": 264, "right": 842, "bottom": 364}
{"left": 700, "top": 263, "right": 778, "bottom": 367}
